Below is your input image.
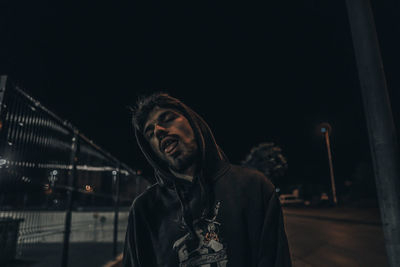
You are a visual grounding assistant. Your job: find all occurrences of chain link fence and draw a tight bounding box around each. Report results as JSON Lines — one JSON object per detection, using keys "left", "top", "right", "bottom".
{"left": 0, "top": 76, "right": 149, "bottom": 267}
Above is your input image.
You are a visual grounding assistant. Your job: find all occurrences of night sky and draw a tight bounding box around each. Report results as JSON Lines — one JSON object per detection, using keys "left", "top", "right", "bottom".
{"left": 1, "top": 1, "right": 399, "bottom": 193}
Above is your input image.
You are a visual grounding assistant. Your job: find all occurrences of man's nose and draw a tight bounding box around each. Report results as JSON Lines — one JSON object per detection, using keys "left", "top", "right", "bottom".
{"left": 155, "top": 124, "right": 168, "bottom": 139}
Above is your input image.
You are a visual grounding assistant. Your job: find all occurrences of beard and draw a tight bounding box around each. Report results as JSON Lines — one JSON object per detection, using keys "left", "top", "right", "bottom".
{"left": 167, "top": 141, "right": 198, "bottom": 173}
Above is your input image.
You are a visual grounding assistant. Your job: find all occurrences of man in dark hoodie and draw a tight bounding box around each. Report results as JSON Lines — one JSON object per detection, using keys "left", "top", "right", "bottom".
{"left": 123, "top": 93, "right": 292, "bottom": 267}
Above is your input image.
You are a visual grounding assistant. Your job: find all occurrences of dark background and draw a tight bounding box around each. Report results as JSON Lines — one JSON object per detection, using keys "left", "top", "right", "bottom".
{"left": 1, "top": 1, "right": 399, "bottom": 197}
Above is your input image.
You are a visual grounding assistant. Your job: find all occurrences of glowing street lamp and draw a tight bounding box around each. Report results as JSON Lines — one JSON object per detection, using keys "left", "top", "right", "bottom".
{"left": 319, "top": 122, "right": 337, "bottom": 205}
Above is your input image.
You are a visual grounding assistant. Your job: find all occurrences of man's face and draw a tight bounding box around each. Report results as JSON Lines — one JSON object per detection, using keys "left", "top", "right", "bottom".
{"left": 143, "top": 107, "right": 198, "bottom": 173}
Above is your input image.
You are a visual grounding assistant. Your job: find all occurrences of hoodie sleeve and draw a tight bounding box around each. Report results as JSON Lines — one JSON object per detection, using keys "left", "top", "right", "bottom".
{"left": 122, "top": 208, "right": 139, "bottom": 267}
{"left": 257, "top": 189, "right": 292, "bottom": 267}
{"left": 247, "top": 174, "right": 292, "bottom": 267}
{"left": 122, "top": 198, "right": 159, "bottom": 267}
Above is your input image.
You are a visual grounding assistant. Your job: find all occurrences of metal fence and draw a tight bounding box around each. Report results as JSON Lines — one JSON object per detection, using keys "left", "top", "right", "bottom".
{"left": 0, "top": 75, "right": 149, "bottom": 267}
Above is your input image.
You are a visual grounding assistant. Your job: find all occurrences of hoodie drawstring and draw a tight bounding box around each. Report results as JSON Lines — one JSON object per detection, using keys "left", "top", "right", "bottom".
{"left": 172, "top": 180, "right": 200, "bottom": 251}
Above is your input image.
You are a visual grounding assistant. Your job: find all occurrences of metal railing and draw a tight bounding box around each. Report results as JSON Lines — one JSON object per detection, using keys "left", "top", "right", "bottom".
{"left": 0, "top": 75, "right": 149, "bottom": 267}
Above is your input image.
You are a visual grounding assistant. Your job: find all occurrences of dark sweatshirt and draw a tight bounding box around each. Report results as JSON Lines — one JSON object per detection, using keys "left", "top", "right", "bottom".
{"left": 123, "top": 98, "right": 292, "bottom": 267}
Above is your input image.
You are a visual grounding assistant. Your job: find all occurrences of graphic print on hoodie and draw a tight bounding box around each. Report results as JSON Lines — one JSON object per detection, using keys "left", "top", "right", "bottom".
{"left": 173, "top": 201, "right": 228, "bottom": 267}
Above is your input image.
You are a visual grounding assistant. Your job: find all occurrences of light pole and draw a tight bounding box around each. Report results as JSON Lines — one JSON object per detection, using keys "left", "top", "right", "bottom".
{"left": 346, "top": 1, "right": 400, "bottom": 265}
{"left": 319, "top": 122, "right": 337, "bottom": 205}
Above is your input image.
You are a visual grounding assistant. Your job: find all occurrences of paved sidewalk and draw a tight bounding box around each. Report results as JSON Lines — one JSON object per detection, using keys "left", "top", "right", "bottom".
{"left": 283, "top": 206, "right": 388, "bottom": 267}
{"left": 283, "top": 205, "right": 382, "bottom": 225}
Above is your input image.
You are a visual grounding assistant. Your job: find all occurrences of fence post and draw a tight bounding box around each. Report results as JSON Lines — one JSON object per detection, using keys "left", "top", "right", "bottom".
{"left": 61, "top": 132, "right": 79, "bottom": 267}
{"left": 0, "top": 76, "right": 6, "bottom": 116}
{"left": 113, "top": 167, "right": 121, "bottom": 258}
{"left": 0, "top": 76, "right": 6, "bottom": 144}
{"left": 112, "top": 167, "right": 120, "bottom": 258}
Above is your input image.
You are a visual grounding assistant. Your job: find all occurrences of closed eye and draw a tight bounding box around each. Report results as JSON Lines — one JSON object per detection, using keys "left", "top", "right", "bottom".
{"left": 163, "top": 113, "right": 177, "bottom": 123}
{"left": 144, "top": 126, "right": 154, "bottom": 139}
{"left": 143, "top": 111, "right": 178, "bottom": 139}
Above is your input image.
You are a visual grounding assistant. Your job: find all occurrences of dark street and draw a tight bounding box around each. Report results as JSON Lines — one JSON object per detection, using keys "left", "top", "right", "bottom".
{"left": 1, "top": 1, "right": 399, "bottom": 266}
{"left": 284, "top": 207, "right": 387, "bottom": 267}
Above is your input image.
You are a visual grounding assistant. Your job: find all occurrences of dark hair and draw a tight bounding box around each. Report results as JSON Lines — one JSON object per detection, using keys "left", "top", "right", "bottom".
{"left": 132, "top": 92, "right": 182, "bottom": 132}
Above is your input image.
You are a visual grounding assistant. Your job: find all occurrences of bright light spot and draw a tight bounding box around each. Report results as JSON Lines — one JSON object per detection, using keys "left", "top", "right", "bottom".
{"left": 52, "top": 170, "right": 58, "bottom": 175}
{"left": 112, "top": 170, "right": 117, "bottom": 175}
{"left": 85, "top": 185, "right": 94, "bottom": 192}
{"left": 321, "top": 127, "right": 327, "bottom": 133}
{"left": 0, "top": 159, "right": 6, "bottom": 165}
{"left": 275, "top": 188, "right": 281, "bottom": 193}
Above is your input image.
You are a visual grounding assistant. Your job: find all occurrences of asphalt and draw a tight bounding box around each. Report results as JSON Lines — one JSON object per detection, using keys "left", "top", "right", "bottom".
{"left": 283, "top": 206, "right": 388, "bottom": 267}
{"left": 283, "top": 205, "right": 382, "bottom": 226}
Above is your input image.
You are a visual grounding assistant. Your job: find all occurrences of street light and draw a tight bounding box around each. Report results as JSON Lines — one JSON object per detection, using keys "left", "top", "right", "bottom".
{"left": 318, "top": 122, "right": 337, "bottom": 205}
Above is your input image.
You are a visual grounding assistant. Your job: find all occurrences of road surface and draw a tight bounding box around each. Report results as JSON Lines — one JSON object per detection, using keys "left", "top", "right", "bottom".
{"left": 284, "top": 208, "right": 388, "bottom": 267}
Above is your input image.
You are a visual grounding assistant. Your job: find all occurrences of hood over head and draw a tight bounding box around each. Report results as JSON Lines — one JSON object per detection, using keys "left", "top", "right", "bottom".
{"left": 132, "top": 93, "right": 229, "bottom": 187}
{"left": 132, "top": 93, "right": 231, "bottom": 248}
